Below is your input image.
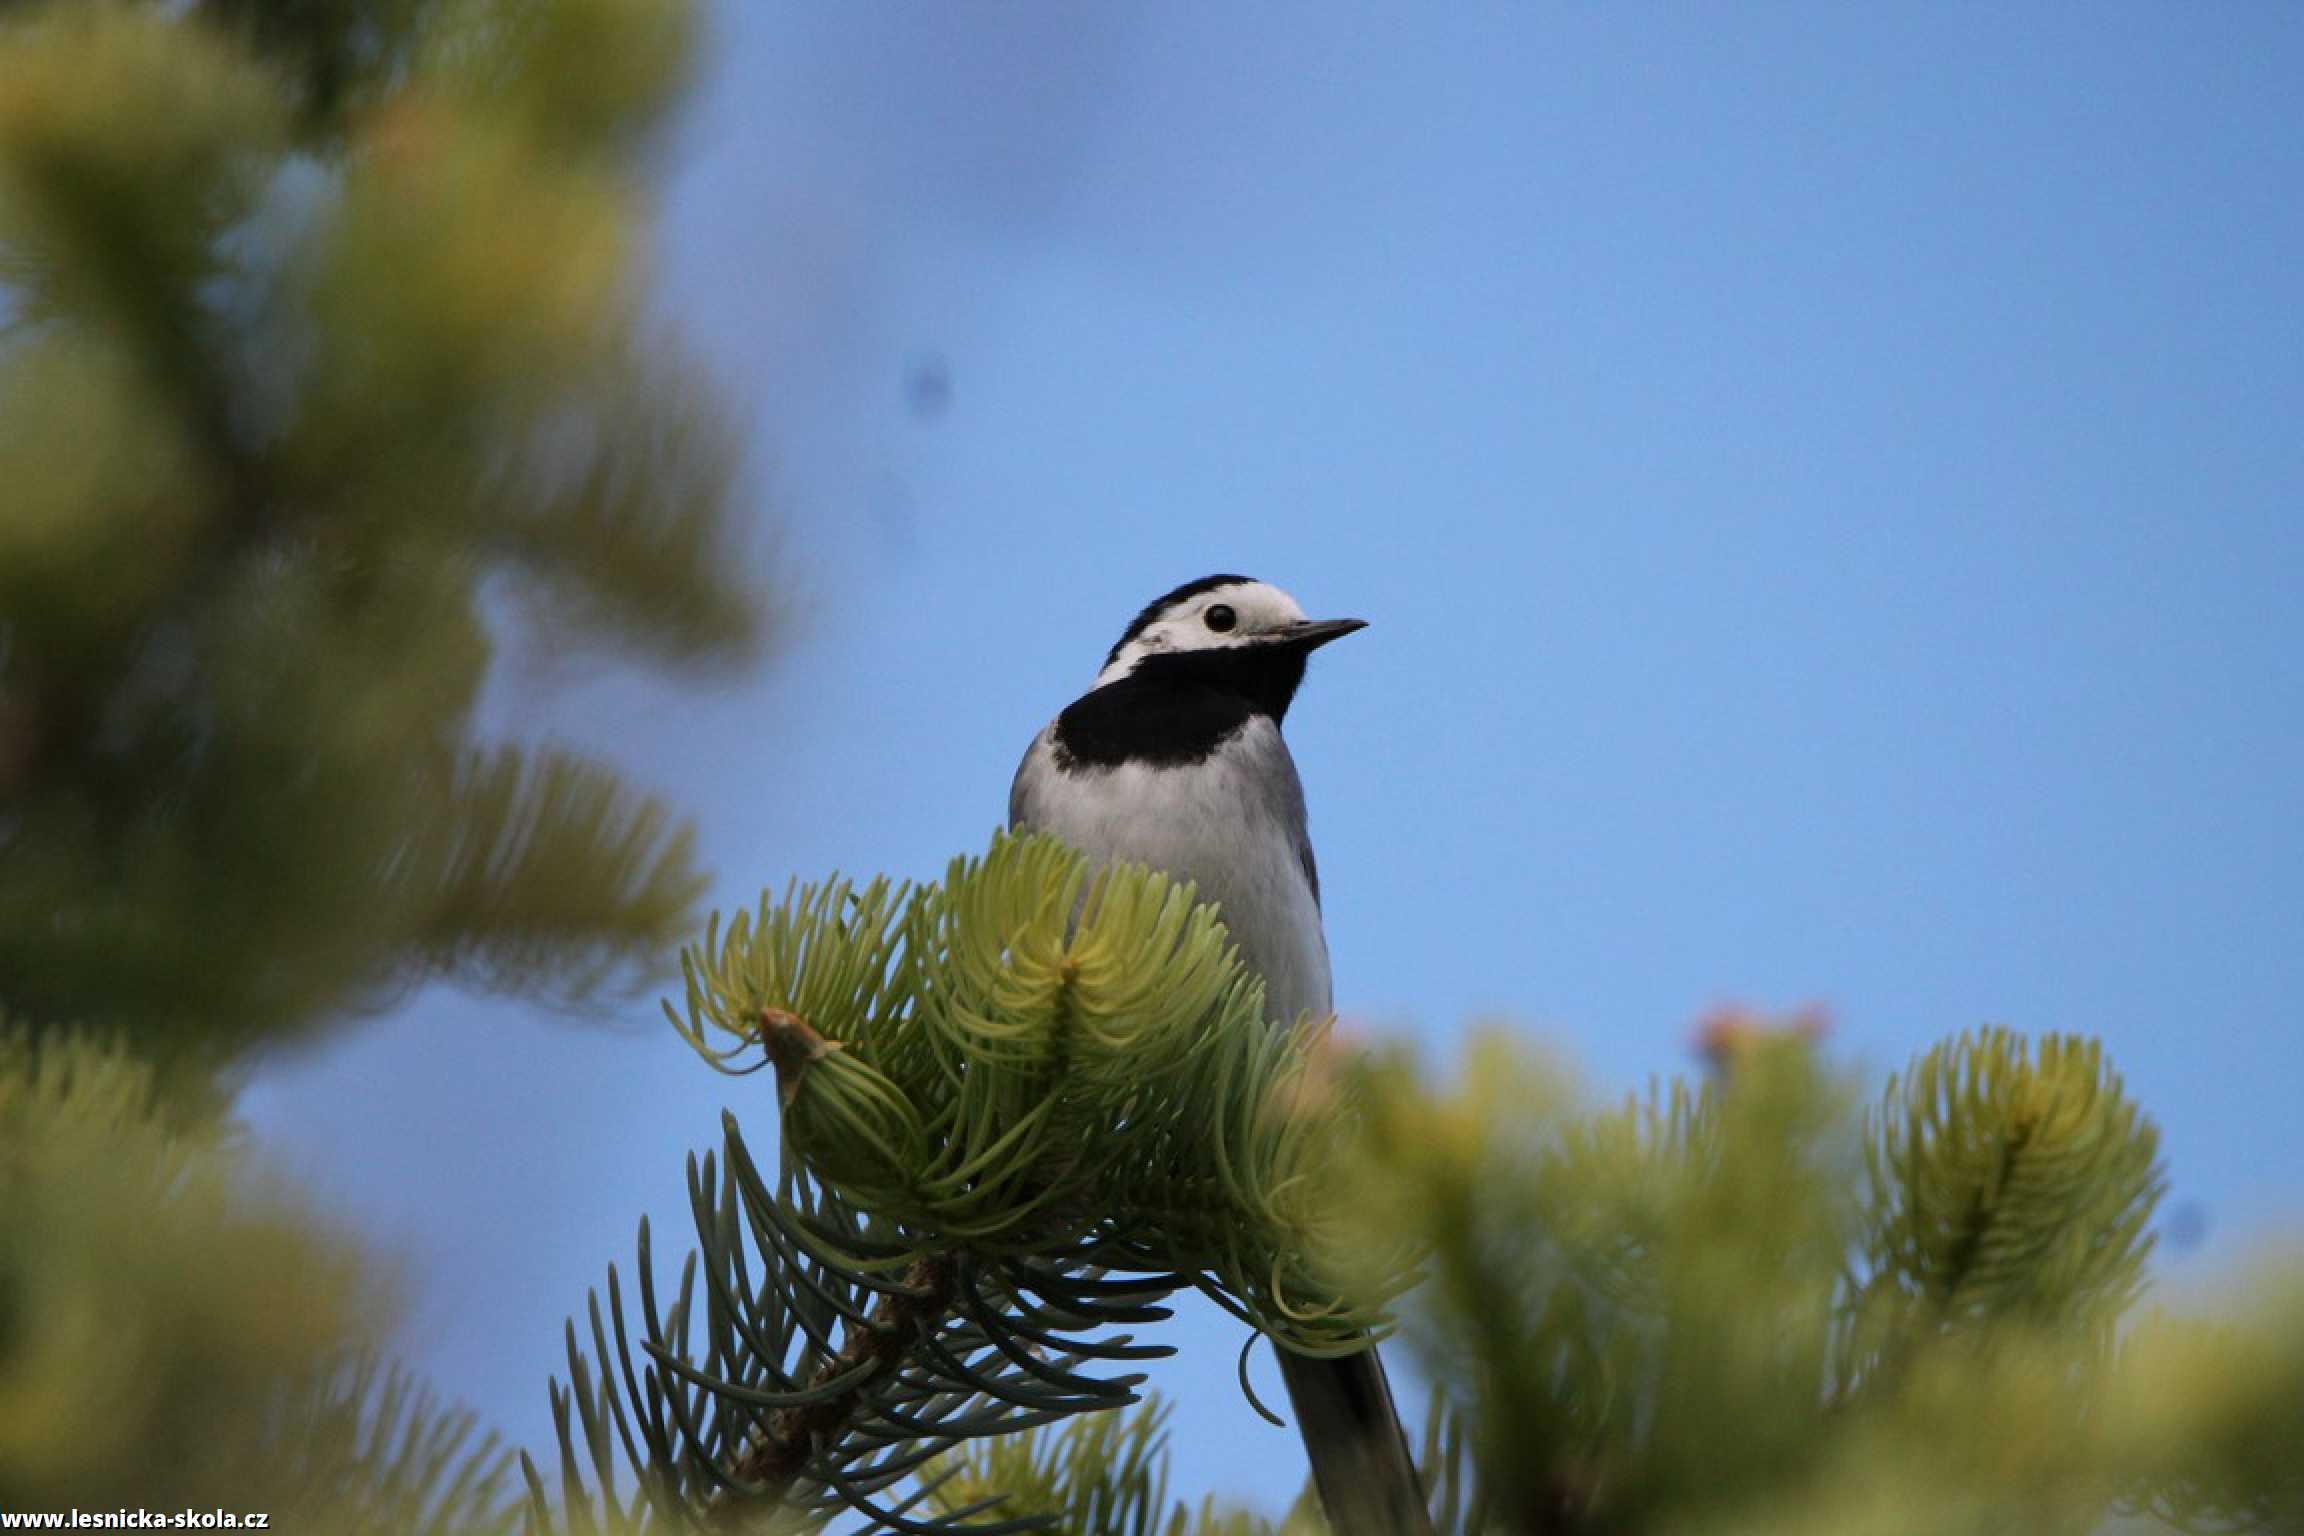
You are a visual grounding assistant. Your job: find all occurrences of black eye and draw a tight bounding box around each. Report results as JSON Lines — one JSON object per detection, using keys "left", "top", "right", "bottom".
{"left": 1204, "top": 604, "right": 1237, "bottom": 633}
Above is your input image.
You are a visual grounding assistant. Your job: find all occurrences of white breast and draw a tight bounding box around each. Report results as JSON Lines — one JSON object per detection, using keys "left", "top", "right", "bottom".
{"left": 1009, "top": 717, "right": 1332, "bottom": 1025}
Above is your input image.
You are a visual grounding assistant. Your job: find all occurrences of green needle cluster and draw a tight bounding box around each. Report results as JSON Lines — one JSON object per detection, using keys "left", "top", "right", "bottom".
{"left": 546, "top": 834, "right": 1404, "bottom": 1532}
{"left": 665, "top": 831, "right": 1394, "bottom": 1346}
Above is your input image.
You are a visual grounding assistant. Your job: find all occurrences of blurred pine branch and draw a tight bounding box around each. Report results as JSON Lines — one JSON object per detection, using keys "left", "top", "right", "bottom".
{"left": 0, "top": 0, "right": 762, "bottom": 1526}
{"left": 0, "top": 1024, "right": 521, "bottom": 1530}
{"left": 0, "top": 0, "right": 762, "bottom": 1066}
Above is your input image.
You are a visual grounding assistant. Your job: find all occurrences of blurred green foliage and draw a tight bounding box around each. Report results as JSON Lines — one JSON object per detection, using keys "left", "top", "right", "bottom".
{"left": 924, "top": 1025, "right": 2299, "bottom": 1536}
{"left": 0, "top": 0, "right": 758, "bottom": 1523}
{"left": 923, "top": 1397, "right": 1324, "bottom": 1536}
{"left": 0, "top": 1026, "right": 523, "bottom": 1531}
{"left": 0, "top": 0, "right": 760, "bottom": 1066}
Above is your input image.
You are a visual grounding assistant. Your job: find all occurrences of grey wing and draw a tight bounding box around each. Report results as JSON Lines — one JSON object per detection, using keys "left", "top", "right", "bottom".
{"left": 1295, "top": 825, "right": 1321, "bottom": 909}
{"left": 1259, "top": 735, "right": 1322, "bottom": 910}
{"left": 1007, "top": 727, "right": 1049, "bottom": 830}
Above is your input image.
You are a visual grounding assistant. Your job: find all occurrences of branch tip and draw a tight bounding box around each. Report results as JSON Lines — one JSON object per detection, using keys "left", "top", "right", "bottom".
{"left": 756, "top": 1007, "right": 840, "bottom": 1108}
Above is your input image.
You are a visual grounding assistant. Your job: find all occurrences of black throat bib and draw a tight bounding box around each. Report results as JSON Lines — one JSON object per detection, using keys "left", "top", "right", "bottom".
{"left": 1052, "top": 646, "right": 1309, "bottom": 768}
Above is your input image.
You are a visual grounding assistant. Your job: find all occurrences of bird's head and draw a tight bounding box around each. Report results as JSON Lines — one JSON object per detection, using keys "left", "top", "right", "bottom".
{"left": 1091, "top": 574, "right": 1366, "bottom": 703}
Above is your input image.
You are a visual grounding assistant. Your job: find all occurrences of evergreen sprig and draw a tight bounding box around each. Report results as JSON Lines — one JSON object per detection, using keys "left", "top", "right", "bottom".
{"left": 666, "top": 833, "right": 1396, "bottom": 1347}
{"left": 918, "top": 1387, "right": 1491, "bottom": 1536}
{"left": 531, "top": 1129, "right": 1180, "bottom": 1534}
{"left": 0, "top": 1026, "right": 518, "bottom": 1531}
{"left": 544, "top": 834, "right": 1401, "bottom": 1534}
{"left": 0, "top": 0, "right": 760, "bottom": 1062}
{"left": 921, "top": 1394, "right": 1185, "bottom": 1536}
{"left": 1330, "top": 1023, "right": 2289, "bottom": 1536}
{"left": 1859, "top": 1027, "right": 2163, "bottom": 1335}
{"left": 266, "top": 1359, "right": 522, "bottom": 1536}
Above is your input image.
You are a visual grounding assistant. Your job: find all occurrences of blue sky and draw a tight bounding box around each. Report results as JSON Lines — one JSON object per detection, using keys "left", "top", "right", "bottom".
{"left": 241, "top": 3, "right": 2304, "bottom": 1515}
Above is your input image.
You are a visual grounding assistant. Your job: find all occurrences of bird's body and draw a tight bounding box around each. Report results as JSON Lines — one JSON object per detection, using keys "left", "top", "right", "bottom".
{"left": 1008, "top": 575, "right": 1427, "bottom": 1536}
{"left": 1011, "top": 711, "right": 1330, "bottom": 1023}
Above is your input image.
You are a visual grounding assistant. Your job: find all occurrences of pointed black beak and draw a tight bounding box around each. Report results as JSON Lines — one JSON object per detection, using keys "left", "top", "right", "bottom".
{"left": 1273, "top": 617, "right": 1368, "bottom": 651}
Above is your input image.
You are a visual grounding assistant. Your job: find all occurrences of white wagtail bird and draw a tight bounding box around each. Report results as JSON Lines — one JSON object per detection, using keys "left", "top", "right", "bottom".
{"left": 1008, "top": 575, "right": 1428, "bottom": 1536}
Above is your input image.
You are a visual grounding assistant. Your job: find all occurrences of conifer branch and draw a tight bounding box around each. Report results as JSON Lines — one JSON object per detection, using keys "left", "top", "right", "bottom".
{"left": 717, "top": 1252, "right": 959, "bottom": 1506}
{"left": 542, "top": 836, "right": 1407, "bottom": 1533}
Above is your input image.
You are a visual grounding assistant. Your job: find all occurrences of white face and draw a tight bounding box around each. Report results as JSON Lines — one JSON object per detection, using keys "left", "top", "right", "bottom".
{"left": 1093, "top": 579, "right": 1310, "bottom": 688}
